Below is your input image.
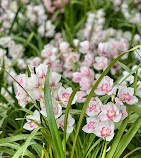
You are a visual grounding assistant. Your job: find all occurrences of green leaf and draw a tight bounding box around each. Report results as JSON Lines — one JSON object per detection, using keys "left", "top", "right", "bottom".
{"left": 44, "top": 67, "right": 65, "bottom": 158}
{"left": 12, "top": 36, "right": 40, "bottom": 56}
{"left": 84, "top": 138, "right": 102, "bottom": 158}
{"left": 13, "top": 128, "right": 39, "bottom": 158}
{"left": 124, "top": 103, "right": 141, "bottom": 116}
{"left": 117, "top": 61, "right": 131, "bottom": 72}
{"left": 0, "top": 134, "right": 40, "bottom": 144}
{"left": 119, "top": 63, "right": 141, "bottom": 85}
{"left": 70, "top": 45, "right": 141, "bottom": 158}
{"left": 114, "top": 117, "right": 141, "bottom": 158}
{"left": 123, "top": 147, "right": 141, "bottom": 158}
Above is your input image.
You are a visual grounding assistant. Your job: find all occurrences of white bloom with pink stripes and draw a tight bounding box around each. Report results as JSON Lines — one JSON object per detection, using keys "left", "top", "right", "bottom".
{"left": 82, "top": 117, "right": 99, "bottom": 133}
{"left": 95, "top": 76, "right": 113, "bottom": 95}
{"left": 117, "top": 85, "right": 138, "bottom": 105}
{"left": 94, "top": 120, "right": 115, "bottom": 141}
{"left": 98, "top": 102, "right": 121, "bottom": 122}
{"left": 56, "top": 114, "right": 75, "bottom": 133}
{"left": 23, "top": 110, "right": 40, "bottom": 131}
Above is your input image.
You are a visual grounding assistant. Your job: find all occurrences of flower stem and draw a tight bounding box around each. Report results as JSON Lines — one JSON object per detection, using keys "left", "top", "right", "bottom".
{"left": 102, "top": 141, "right": 107, "bottom": 158}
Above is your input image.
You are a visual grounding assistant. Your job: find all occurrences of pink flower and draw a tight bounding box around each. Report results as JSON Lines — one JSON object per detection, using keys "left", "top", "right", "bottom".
{"left": 63, "top": 70, "right": 73, "bottom": 78}
{"left": 29, "top": 57, "right": 41, "bottom": 67}
{"left": 86, "top": 97, "right": 102, "bottom": 116}
{"left": 72, "top": 72, "right": 81, "bottom": 83}
{"left": 82, "top": 117, "right": 99, "bottom": 133}
{"left": 54, "top": 0, "right": 69, "bottom": 8}
{"left": 94, "top": 120, "right": 115, "bottom": 141}
{"left": 80, "top": 77, "right": 92, "bottom": 91}
{"left": 36, "top": 64, "right": 48, "bottom": 79}
{"left": 40, "top": 99, "right": 62, "bottom": 119}
{"left": 59, "top": 42, "right": 70, "bottom": 53}
{"left": 64, "top": 53, "right": 80, "bottom": 70}
{"left": 93, "top": 56, "right": 108, "bottom": 70}
{"left": 80, "top": 67, "right": 94, "bottom": 80}
{"left": 17, "top": 74, "right": 28, "bottom": 88}
{"left": 117, "top": 85, "right": 138, "bottom": 105}
{"left": 81, "top": 53, "right": 94, "bottom": 67}
{"left": 76, "top": 91, "right": 86, "bottom": 103}
{"left": 58, "top": 86, "right": 76, "bottom": 107}
{"left": 98, "top": 102, "right": 121, "bottom": 122}
{"left": 49, "top": 71, "right": 61, "bottom": 88}
{"left": 43, "top": 0, "right": 55, "bottom": 12}
{"left": 56, "top": 114, "right": 75, "bottom": 133}
{"left": 115, "top": 98, "right": 128, "bottom": 120}
{"left": 41, "top": 44, "right": 58, "bottom": 58}
{"left": 27, "top": 74, "right": 43, "bottom": 90}
{"left": 95, "top": 76, "right": 113, "bottom": 95}
{"left": 23, "top": 110, "right": 40, "bottom": 131}
{"left": 79, "top": 41, "right": 91, "bottom": 54}
{"left": 98, "top": 43, "right": 112, "bottom": 55}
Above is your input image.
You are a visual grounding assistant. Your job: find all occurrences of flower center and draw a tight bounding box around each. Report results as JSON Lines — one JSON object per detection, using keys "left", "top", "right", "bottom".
{"left": 98, "top": 61, "right": 105, "bottom": 68}
{"left": 107, "top": 109, "right": 116, "bottom": 119}
{"left": 101, "top": 83, "right": 109, "bottom": 91}
{"left": 89, "top": 104, "right": 97, "bottom": 112}
{"left": 123, "top": 93, "right": 131, "bottom": 101}
{"left": 29, "top": 123, "right": 35, "bottom": 128}
{"left": 100, "top": 127, "right": 110, "bottom": 137}
{"left": 62, "top": 92, "right": 70, "bottom": 102}
{"left": 87, "top": 121, "right": 96, "bottom": 129}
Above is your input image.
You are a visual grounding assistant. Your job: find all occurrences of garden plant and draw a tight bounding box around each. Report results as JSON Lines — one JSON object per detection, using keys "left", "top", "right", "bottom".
{"left": 0, "top": 0, "right": 141, "bottom": 158}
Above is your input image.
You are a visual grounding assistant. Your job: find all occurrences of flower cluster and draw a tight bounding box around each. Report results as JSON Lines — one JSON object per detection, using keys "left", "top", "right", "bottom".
{"left": 15, "top": 64, "right": 75, "bottom": 133}
{"left": 0, "top": 0, "right": 56, "bottom": 37}
{"left": 0, "top": 1, "right": 140, "bottom": 144}
{"left": 82, "top": 77, "right": 138, "bottom": 141}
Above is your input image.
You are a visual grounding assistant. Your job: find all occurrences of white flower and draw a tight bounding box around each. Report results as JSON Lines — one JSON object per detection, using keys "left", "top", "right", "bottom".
{"left": 56, "top": 114, "right": 75, "bottom": 133}
{"left": 82, "top": 117, "right": 99, "bottom": 133}
{"left": 118, "top": 85, "right": 138, "bottom": 105}
{"left": 94, "top": 120, "right": 115, "bottom": 141}
{"left": 36, "top": 64, "right": 48, "bottom": 79}
{"left": 95, "top": 76, "right": 113, "bottom": 95}
{"left": 23, "top": 110, "right": 40, "bottom": 131}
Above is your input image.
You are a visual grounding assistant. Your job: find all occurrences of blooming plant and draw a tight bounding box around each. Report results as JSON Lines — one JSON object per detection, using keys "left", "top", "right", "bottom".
{"left": 0, "top": 0, "right": 141, "bottom": 158}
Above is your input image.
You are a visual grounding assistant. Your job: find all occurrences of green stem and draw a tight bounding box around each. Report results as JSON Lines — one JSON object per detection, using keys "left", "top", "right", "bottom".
{"left": 102, "top": 141, "right": 107, "bottom": 158}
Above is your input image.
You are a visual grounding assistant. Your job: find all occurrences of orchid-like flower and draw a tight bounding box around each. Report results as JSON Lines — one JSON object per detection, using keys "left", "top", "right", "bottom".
{"left": 59, "top": 41, "right": 70, "bottom": 53}
{"left": 36, "top": 64, "right": 48, "bottom": 79}
{"left": 49, "top": 71, "right": 61, "bottom": 88}
{"left": 95, "top": 76, "right": 113, "bottom": 95}
{"left": 81, "top": 53, "right": 94, "bottom": 67}
{"left": 56, "top": 114, "right": 75, "bottom": 133}
{"left": 40, "top": 99, "right": 62, "bottom": 119}
{"left": 115, "top": 98, "right": 128, "bottom": 120}
{"left": 76, "top": 91, "right": 86, "bottom": 103}
{"left": 94, "top": 120, "right": 115, "bottom": 141}
{"left": 80, "top": 77, "right": 92, "bottom": 91}
{"left": 98, "top": 102, "right": 121, "bottom": 122}
{"left": 117, "top": 85, "right": 138, "bottom": 105}
{"left": 58, "top": 86, "right": 76, "bottom": 107}
{"left": 86, "top": 97, "right": 102, "bottom": 116}
{"left": 72, "top": 72, "right": 81, "bottom": 83}
{"left": 93, "top": 56, "right": 108, "bottom": 70}
{"left": 82, "top": 117, "right": 99, "bottom": 133}
{"left": 79, "top": 41, "right": 91, "bottom": 54}
{"left": 23, "top": 110, "right": 40, "bottom": 131}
